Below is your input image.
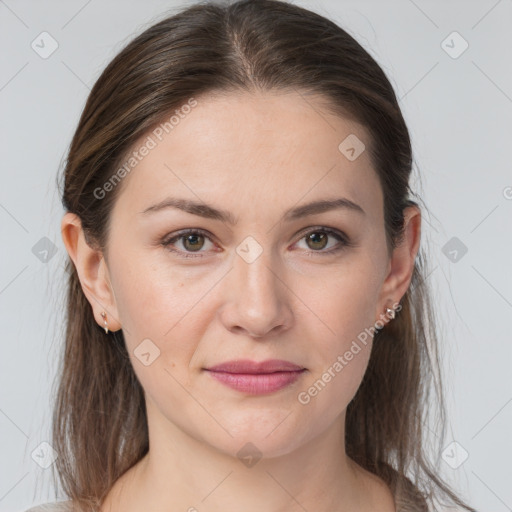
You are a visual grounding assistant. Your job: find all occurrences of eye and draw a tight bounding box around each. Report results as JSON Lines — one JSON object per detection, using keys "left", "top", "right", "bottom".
{"left": 293, "top": 227, "right": 351, "bottom": 256}
{"left": 161, "top": 229, "right": 216, "bottom": 258}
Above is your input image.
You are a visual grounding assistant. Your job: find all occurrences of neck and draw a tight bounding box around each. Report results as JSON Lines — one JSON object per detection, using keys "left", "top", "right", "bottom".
{"left": 104, "top": 401, "right": 373, "bottom": 512}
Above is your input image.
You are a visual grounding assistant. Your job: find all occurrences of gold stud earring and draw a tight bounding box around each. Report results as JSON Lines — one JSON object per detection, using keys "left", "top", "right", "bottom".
{"left": 100, "top": 311, "right": 109, "bottom": 334}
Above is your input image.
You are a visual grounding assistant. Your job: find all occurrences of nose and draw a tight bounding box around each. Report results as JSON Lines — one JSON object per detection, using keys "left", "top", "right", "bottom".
{"left": 218, "top": 247, "right": 294, "bottom": 339}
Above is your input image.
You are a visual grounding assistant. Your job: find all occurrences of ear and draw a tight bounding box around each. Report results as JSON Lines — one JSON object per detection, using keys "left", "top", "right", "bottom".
{"left": 376, "top": 205, "right": 421, "bottom": 322}
{"left": 60, "top": 212, "right": 122, "bottom": 331}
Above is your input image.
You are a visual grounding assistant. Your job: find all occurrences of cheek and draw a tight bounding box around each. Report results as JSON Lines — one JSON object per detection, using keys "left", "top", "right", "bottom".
{"left": 109, "top": 248, "right": 204, "bottom": 338}
{"left": 293, "top": 332, "right": 372, "bottom": 452}
{"left": 108, "top": 251, "right": 222, "bottom": 380}
{"left": 297, "top": 319, "right": 373, "bottom": 431}
{"left": 293, "top": 254, "right": 380, "bottom": 406}
{"left": 298, "top": 253, "right": 382, "bottom": 343}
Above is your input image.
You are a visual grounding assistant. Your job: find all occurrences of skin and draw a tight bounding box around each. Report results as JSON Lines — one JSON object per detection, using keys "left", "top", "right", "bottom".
{"left": 61, "top": 90, "right": 420, "bottom": 512}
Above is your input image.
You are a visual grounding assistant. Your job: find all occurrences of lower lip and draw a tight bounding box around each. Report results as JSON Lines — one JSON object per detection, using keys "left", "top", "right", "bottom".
{"left": 205, "top": 369, "right": 306, "bottom": 394}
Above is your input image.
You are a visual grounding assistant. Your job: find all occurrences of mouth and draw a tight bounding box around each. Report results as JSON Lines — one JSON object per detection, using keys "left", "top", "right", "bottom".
{"left": 203, "top": 359, "right": 307, "bottom": 394}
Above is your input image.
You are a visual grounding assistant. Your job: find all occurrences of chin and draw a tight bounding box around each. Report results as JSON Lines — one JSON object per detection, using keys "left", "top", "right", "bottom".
{"left": 206, "top": 412, "right": 312, "bottom": 461}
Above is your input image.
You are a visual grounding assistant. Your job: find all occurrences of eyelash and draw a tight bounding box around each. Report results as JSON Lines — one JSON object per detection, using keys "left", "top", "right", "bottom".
{"left": 161, "top": 227, "right": 352, "bottom": 259}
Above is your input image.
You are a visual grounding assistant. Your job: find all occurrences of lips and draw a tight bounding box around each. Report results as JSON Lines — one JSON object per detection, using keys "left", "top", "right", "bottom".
{"left": 204, "top": 359, "right": 307, "bottom": 394}
{"left": 205, "top": 359, "right": 305, "bottom": 374}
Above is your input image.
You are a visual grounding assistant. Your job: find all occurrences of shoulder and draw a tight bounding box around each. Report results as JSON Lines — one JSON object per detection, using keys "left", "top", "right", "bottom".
{"left": 24, "top": 501, "right": 73, "bottom": 512}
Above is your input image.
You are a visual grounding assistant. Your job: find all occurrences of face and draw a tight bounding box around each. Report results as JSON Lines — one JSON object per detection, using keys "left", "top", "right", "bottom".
{"left": 70, "top": 90, "right": 410, "bottom": 460}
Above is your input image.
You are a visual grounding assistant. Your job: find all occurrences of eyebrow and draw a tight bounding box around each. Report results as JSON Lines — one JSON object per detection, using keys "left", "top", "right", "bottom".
{"left": 139, "top": 196, "right": 365, "bottom": 224}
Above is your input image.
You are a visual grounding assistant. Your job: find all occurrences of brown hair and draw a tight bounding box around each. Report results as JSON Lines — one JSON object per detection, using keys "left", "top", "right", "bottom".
{"left": 53, "top": 1, "right": 477, "bottom": 510}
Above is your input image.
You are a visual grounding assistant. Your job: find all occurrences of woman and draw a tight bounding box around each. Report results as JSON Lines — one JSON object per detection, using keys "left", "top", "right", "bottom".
{"left": 27, "top": 0, "right": 477, "bottom": 511}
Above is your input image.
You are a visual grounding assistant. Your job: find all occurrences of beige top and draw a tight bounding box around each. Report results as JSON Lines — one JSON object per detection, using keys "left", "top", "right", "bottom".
{"left": 24, "top": 502, "right": 73, "bottom": 512}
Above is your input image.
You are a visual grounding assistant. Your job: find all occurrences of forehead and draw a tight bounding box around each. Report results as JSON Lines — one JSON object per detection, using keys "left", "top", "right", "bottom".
{"left": 112, "top": 90, "right": 382, "bottom": 223}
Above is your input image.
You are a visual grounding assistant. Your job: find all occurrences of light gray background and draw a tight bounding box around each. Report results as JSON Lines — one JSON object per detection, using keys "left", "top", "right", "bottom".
{"left": 1, "top": 1, "right": 511, "bottom": 511}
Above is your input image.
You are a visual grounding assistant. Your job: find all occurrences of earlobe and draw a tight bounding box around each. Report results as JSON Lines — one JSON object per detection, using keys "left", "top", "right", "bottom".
{"left": 60, "top": 212, "right": 122, "bottom": 332}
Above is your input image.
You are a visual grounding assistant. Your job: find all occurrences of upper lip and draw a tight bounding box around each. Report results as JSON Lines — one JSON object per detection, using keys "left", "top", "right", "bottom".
{"left": 205, "top": 359, "right": 305, "bottom": 374}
